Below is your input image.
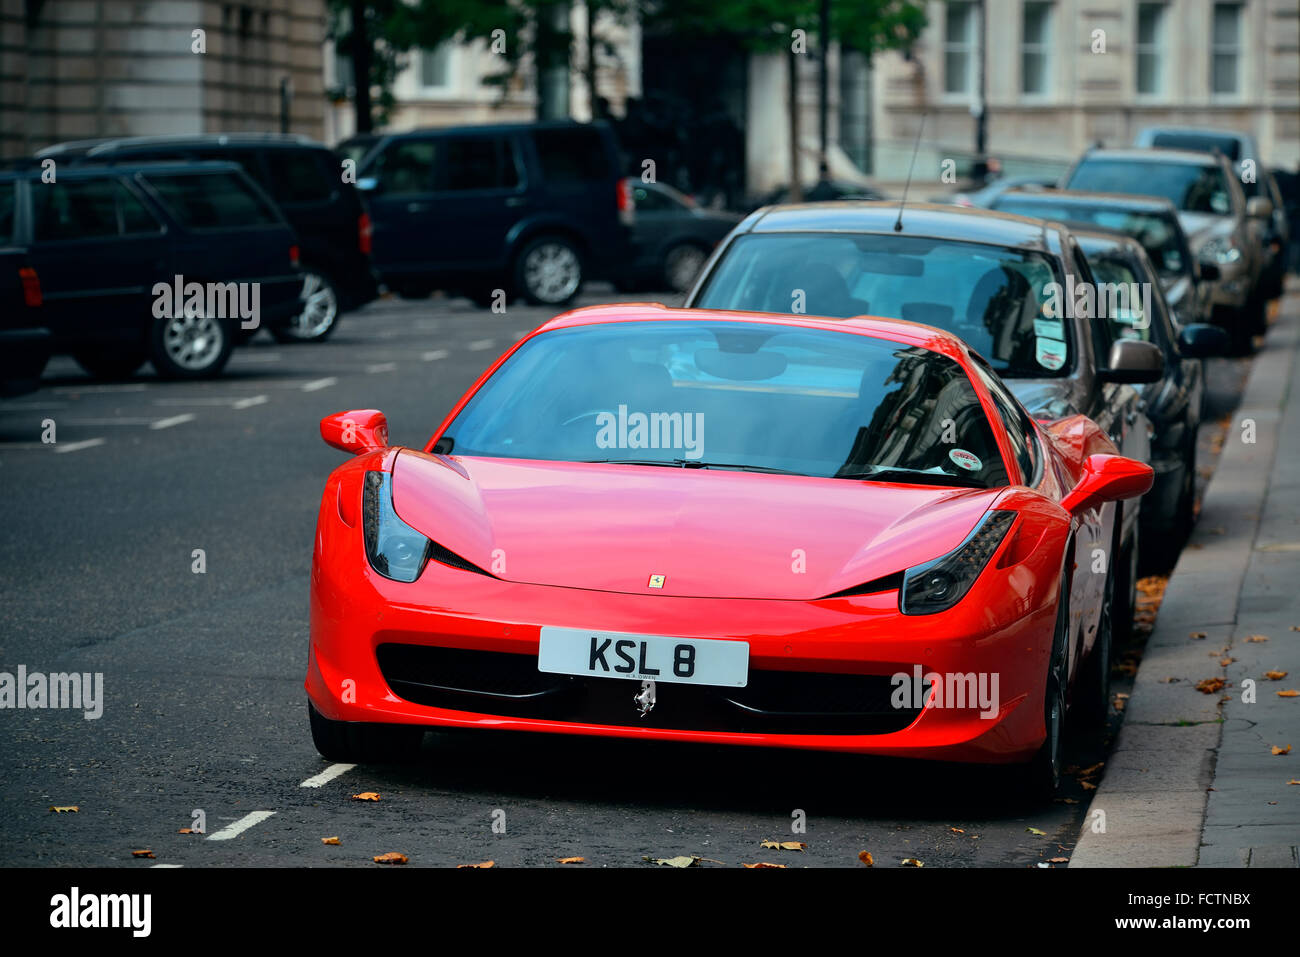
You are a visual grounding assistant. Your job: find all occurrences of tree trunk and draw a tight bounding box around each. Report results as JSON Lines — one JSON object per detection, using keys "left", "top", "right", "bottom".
{"left": 349, "top": 0, "right": 373, "bottom": 134}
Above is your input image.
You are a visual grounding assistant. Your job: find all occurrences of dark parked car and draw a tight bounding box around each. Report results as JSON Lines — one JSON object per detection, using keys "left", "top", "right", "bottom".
{"left": 939, "top": 175, "right": 1057, "bottom": 209}
{"left": 750, "top": 180, "right": 885, "bottom": 212}
{"left": 1062, "top": 148, "right": 1269, "bottom": 352}
{"left": 37, "top": 133, "right": 378, "bottom": 343}
{"left": 0, "top": 161, "right": 301, "bottom": 380}
{"left": 1074, "top": 228, "right": 1228, "bottom": 556}
{"left": 357, "top": 120, "right": 632, "bottom": 306}
{"left": 615, "top": 179, "right": 741, "bottom": 293}
{"left": 989, "top": 189, "right": 1214, "bottom": 329}
{"left": 685, "top": 201, "right": 1164, "bottom": 633}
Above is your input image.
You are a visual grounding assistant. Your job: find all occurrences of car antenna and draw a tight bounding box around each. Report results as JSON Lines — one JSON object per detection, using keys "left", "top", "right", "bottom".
{"left": 894, "top": 112, "right": 926, "bottom": 232}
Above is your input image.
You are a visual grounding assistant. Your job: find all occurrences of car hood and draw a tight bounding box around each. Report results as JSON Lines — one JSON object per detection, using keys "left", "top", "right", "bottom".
{"left": 1176, "top": 211, "right": 1232, "bottom": 246}
{"left": 389, "top": 450, "right": 1002, "bottom": 600}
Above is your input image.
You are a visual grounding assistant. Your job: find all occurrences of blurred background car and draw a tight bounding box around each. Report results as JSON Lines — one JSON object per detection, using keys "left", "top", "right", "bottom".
{"left": 614, "top": 179, "right": 741, "bottom": 294}
{"left": 989, "top": 189, "right": 1214, "bottom": 329}
{"left": 749, "top": 179, "right": 885, "bottom": 211}
{"left": 0, "top": 160, "right": 302, "bottom": 380}
{"left": 37, "top": 133, "right": 378, "bottom": 344}
{"left": 357, "top": 120, "right": 631, "bottom": 307}
{"left": 939, "top": 175, "right": 1057, "bottom": 209}
{"left": 1062, "top": 147, "right": 1269, "bottom": 352}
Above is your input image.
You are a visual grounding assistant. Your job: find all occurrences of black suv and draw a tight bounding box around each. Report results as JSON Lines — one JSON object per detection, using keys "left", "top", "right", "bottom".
{"left": 37, "top": 133, "right": 377, "bottom": 342}
{"left": 357, "top": 121, "right": 632, "bottom": 305}
{"left": 0, "top": 161, "right": 301, "bottom": 380}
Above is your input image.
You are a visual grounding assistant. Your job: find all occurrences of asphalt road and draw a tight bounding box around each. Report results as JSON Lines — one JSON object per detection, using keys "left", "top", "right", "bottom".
{"left": 0, "top": 288, "right": 1253, "bottom": 868}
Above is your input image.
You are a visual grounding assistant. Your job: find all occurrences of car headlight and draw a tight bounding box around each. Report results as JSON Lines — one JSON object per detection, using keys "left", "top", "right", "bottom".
{"left": 362, "top": 470, "right": 430, "bottom": 582}
{"left": 900, "top": 510, "right": 1016, "bottom": 615}
{"left": 1199, "top": 237, "right": 1242, "bottom": 265}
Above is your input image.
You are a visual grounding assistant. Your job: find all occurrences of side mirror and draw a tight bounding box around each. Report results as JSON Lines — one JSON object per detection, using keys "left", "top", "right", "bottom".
{"left": 1178, "top": 323, "right": 1231, "bottom": 358}
{"left": 1099, "top": 338, "right": 1164, "bottom": 384}
{"left": 1198, "top": 262, "right": 1221, "bottom": 282}
{"left": 1246, "top": 196, "right": 1273, "bottom": 220}
{"left": 321, "top": 409, "right": 389, "bottom": 454}
{"left": 1061, "top": 453, "right": 1154, "bottom": 516}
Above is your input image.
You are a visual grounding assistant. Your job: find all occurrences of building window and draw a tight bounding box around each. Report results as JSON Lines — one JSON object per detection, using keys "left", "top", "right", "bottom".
{"left": 1211, "top": 2, "right": 1241, "bottom": 95}
{"left": 420, "top": 43, "right": 453, "bottom": 90}
{"left": 944, "top": 1, "right": 975, "bottom": 95}
{"left": 1135, "top": 3, "right": 1166, "bottom": 96}
{"left": 1021, "top": 2, "right": 1052, "bottom": 95}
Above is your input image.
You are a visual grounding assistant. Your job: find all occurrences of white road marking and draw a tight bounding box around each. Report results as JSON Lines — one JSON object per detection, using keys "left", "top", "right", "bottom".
{"left": 53, "top": 384, "right": 147, "bottom": 395}
{"left": 151, "top": 864, "right": 184, "bottom": 868}
{"left": 421, "top": 350, "right": 449, "bottom": 361}
{"left": 232, "top": 394, "right": 269, "bottom": 410}
{"left": 366, "top": 362, "right": 397, "bottom": 374}
{"left": 150, "top": 414, "right": 196, "bottom": 430}
{"left": 66, "top": 418, "right": 156, "bottom": 426}
{"left": 0, "top": 402, "right": 68, "bottom": 411}
{"left": 206, "top": 810, "right": 276, "bottom": 841}
{"left": 466, "top": 339, "right": 495, "bottom": 351}
{"left": 53, "top": 438, "right": 106, "bottom": 454}
{"left": 301, "top": 377, "right": 337, "bottom": 392}
{"left": 299, "top": 763, "right": 357, "bottom": 788}
{"left": 234, "top": 353, "right": 283, "bottom": 363}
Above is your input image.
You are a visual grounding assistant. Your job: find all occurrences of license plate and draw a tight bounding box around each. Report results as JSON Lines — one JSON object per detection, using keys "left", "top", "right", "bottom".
{"left": 538, "top": 627, "right": 748, "bottom": 687}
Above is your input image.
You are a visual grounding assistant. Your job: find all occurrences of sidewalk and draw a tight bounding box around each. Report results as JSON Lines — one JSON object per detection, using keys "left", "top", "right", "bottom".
{"left": 1071, "top": 283, "right": 1300, "bottom": 868}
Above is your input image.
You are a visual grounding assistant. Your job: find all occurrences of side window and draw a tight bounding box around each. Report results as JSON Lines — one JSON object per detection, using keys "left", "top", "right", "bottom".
{"left": 372, "top": 140, "right": 435, "bottom": 195}
{"left": 264, "top": 150, "right": 334, "bottom": 203}
{"left": 0, "top": 182, "right": 15, "bottom": 242}
{"left": 531, "top": 127, "right": 610, "bottom": 185}
{"left": 973, "top": 361, "right": 1039, "bottom": 484}
{"left": 33, "top": 179, "right": 161, "bottom": 241}
{"left": 140, "top": 172, "right": 277, "bottom": 229}
{"left": 1087, "top": 255, "right": 1151, "bottom": 343}
{"left": 438, "top": 136, "right": 513, "bottom": 191}
{"left": 1072, "top": 240, "right": 1116, "bottom": 367}
{"left": 632, "top": 185, "right": 674, "bottom": 211}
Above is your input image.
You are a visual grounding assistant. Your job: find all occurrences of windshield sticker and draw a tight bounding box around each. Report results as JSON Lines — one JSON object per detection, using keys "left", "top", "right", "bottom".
{"left": 1035, "top": 337, "right": 1067, "bottom": 371}
{"left": 1033, "top": 318, "right": 1065, "bottom": 340}
{"left": 949, "top": 448, "right": 982, "bottom": 471}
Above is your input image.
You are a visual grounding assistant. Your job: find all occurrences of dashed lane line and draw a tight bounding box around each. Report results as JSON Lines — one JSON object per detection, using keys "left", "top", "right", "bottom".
{"left": 150, "top": 395, "right": 268, "bottom": 410}
{"left": 52, "top": 384, "right": 148, "bottom": 395}
{"left": 299, "top": 763, "right": 357, "bottom": 788}
{"left": 421, "top": 350, "right": 448, "bottom": 361}
{"left": 466, "top": 339, "right": 495, "bottom": 351}
{"left": 301, "top": 377, "right": 337, "bottom": 392}
{"left": 53, "top": 438, "right": 107, "bottom": 454}
{"left": 366, "top": 362, "right": 397, "bottom": 374}
{"left": 206, "top": 810, "right": 276, "bottom": 841}
{"left": 150, "top": 414, "right": 196, "bottom": 430}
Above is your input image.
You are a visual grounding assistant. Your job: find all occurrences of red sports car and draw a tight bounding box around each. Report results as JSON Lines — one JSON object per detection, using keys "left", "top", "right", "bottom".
{"left": 305, "top": 304, "right": 1151, "bottom": 796}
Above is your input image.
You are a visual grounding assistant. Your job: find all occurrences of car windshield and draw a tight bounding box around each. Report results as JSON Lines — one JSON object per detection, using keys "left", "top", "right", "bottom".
{"left": 438, "top": 320, "right": 1010, "bottom": 489}
{"left": 691, "top": 233, "right": 1071, "bottom": 378}
{"left": 1066, "top": 159, "right": 1232, "bottom": 215}
{"left": 993, "top": 198, "right": 1187, "bottom": 277}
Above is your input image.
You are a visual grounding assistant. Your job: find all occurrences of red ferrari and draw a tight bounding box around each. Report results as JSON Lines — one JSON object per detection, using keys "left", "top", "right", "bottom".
{"left": 305, "top": 304, "right": 1151, "bottom": 796}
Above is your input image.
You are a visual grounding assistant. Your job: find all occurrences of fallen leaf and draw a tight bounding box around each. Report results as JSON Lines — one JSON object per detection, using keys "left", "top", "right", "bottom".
{"left": 131, "top": 850, "right": 155, "bottom": 859}
{"left": 373, "top": 852, "right": 408, "bottom": 864}
{"left": 1054, "top": 797, "right": 1080, "bottom": 805}
{"left": 1278, "top": 690, "right": 1299, "bottom": 698}
{"left": 1220, "top": 657, "right": 1236, "bottom": 666}
{"left": 742, "top": 862, "right": 786, "bottom": 868}
{"left": 643, "top": 855, "right": 722, "bottom": 868}
{"left": 1077, "top": 762, "right": 1104, "bottom": 777}
{"left": 1196, "top": 677, "right": 1226, "bottom": 694}
{"left": 759, "top": 840, "right": 806, "bottom": 851}
{"left": 1027, "top": 827, "right": 1046, "bottom": 836}
{"left": 457, "top": 860, "right": 495, "bottom": 868}
{"left": 1265, "top": 671, "right": 1289, "bottom": 681}
{"left": 1287, "top": 780, "right": 1299, "bottom": 786}
{"left": 351, "top": 792, "right": 381, "bottom": 802}
{"left": 1244, "top": 635, "right": 1270, "bottom": 643}
{"left": 900, "top": 858, "right": 924, "bottom": 867}
{"left": 48, "top": 806, "right": 78, "bottom": 813}
{"left": 1048, "top": 857, "right": 1069, "bottom": 863}
{"left": 1272, "top": 745, "right": 1292, "bottom": 756}
{"left": 1189, "top": 631, "right": 1207, "bottom": 640}
{"left": 858, "top": 850, "right": 874, "bottom": 866}
{"left": 321, "top": 836, "right": 341, "bottom": 845}
{"left": 1081, "top": 781, "right": 1098, "bottom": 791}
{"left": 950, "top": 827, "right": 965, "bottom": 834}
{"left": 555, "top": 856, "right": 584, "bottom": 864}
{"left": 177, "top": 828, "right": 193, "bottom": 835}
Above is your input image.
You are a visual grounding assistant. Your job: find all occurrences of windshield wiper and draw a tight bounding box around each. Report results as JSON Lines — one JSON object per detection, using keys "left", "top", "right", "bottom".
{"left": 836, "top": 465, "right": 985, "bottom": 488}
{"left": 584, "top": 458, "right": 806, "bottom": 475}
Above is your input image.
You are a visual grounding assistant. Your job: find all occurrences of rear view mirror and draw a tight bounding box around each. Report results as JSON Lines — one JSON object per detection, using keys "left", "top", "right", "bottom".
{"left": 321, "top": 409, "right": 389, "bottom": 454}
{"left": 1099, "top": 339, "right": 1163, "bottom": 384}
{"left": 1061, "top": 453, "right": 1154, "bottom": 516}
{"left": 357, "top": 176, "right": 380, "bottom": 193}
{"left": 1178, "top": 323, "right": 1230, "bottom": 358}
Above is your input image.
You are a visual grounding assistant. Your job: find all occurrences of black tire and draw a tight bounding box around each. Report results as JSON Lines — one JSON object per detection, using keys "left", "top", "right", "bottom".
{"left": 514, "top": 235, "right": 583, "bottom": 306}
{"left": 1075, "top": 535, "right": 1116, "bottom": 733}
{"left": 271, "top": 270, "right": 341, "bottom": 343}
{"left": 662, "top": 242, "right": 708, "bottom": 294}
{"left": 73, "top": 347, "right": 148, "bottom": 380}
{"left": 1112, "top": 518, "right": 1137, "bottom": 643}
{"left": 308, "top": 701, "right": 424, "bottom": 764}
{"left": 148, "top": 302, "right": 233, "bottom": 380}
{"left": 1008, "top": 578, "right": 1070, "bottom": 803}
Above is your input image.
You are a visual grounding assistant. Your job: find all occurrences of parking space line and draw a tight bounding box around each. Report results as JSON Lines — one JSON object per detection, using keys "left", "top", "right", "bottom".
{"left": 150, "top": 414, "right": 196, "bottom": 430}
{"left": 53, "top": 438, "right": 107, "bottom": 454}
{"left": 0, "top": 402, "right": 69, "bottom": 411}
{"left": 232, "top": 395, "right": 269, "bottom": 410}
{"left": 206, "top": 810, "right": 276, "bottom": 841}
{"left": 467, "top": 339, "right": 495, "bottom": 351}
{"left": 299, "top": 763, "right": 356, "bottom": 788}
{"left": 150, "top": 395, "right": 268, "bottom": 410}
{"left": 233, "top": 353, "right": 283, "bottom": 364}
{"left": 52, "top": 384, "right": 148, "bottom": 395}
{"left": 151, "top": 864, "right": 184, "bottom": 868}
{"left": 421, "top": 350, "right": 448, "bottom": 361}
{"left": 366, "top": 362, "right": 397, "bottom": 374}
{"left": 302, "top": 377, "right": 337, "bottom": 392}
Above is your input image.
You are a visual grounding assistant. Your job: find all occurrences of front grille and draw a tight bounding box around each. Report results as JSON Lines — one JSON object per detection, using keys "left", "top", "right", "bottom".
{"left": 375, "top": 644, "right": 920, "bottom": 735}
